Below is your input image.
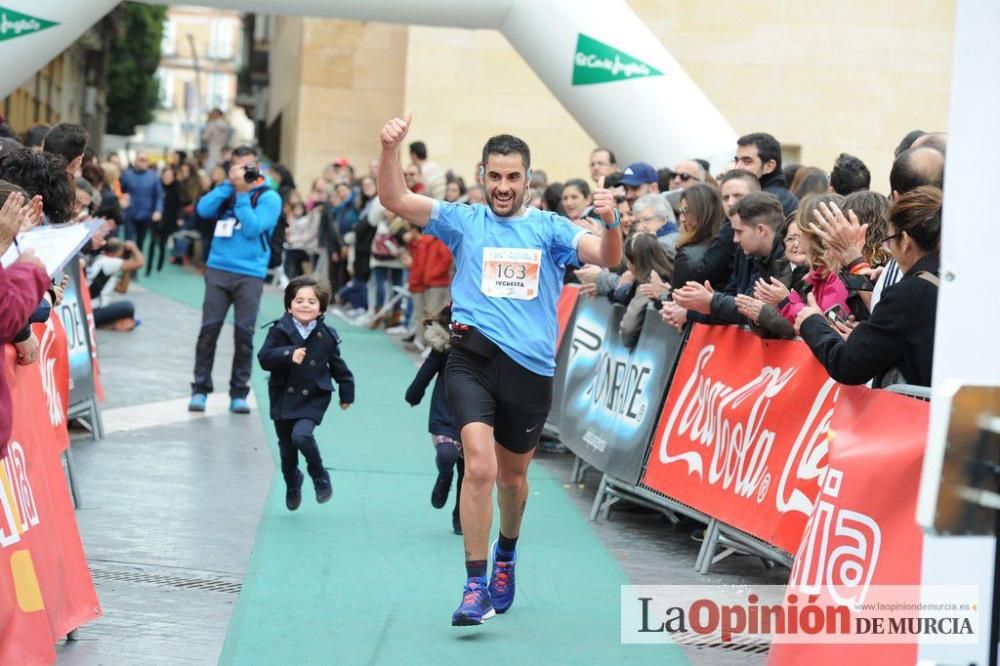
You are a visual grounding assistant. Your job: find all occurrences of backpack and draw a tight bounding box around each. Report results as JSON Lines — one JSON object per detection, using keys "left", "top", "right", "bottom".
{"left": 223, "top": 189, "right": 285, "bottom": 269}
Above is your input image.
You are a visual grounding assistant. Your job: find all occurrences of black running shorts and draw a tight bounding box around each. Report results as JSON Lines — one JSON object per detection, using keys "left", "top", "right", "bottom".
{"left": 445, "top": 345, "right": 554, "bottom": 454}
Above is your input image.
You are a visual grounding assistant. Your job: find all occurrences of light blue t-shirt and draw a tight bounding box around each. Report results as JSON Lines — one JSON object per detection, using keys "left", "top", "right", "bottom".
{"left": 426, "top": 201, "right": 588, "bottom": 376}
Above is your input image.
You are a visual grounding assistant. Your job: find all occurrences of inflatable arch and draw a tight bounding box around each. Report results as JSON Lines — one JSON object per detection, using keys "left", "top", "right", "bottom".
{"left": 0, "top": 0, "right": 736, "bottom": 166}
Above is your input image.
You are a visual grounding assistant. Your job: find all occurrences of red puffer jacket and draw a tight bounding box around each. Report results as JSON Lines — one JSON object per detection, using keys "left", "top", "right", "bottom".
{"left": 409, "top": 235, "right": 452, "bottom": 293}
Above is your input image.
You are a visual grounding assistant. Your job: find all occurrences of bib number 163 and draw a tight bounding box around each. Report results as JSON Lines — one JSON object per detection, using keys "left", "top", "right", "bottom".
{"left": 481, "top": 247, "right": 542, "bottom": 300}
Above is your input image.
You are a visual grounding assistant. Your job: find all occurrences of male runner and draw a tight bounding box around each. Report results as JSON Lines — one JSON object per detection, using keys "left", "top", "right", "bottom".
{"left": 378, "top": 114, "right": 623, "bottom": 626}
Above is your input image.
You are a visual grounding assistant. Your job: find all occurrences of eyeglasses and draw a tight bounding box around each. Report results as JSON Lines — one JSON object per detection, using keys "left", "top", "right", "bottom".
{"left": 673, "top": 173, "right": 696, "bottom": 182}
{"left": 882, "top": 232, "right": 902, "bottom": 246}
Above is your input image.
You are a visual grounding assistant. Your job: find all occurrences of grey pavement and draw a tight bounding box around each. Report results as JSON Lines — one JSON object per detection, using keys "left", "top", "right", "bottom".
{"left": 56, "top": 286, "right": 273, "bottom": 665}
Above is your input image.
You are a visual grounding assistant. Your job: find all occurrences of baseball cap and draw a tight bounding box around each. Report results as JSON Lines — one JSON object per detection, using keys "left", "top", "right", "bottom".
{"left": 619, "top": 162, "right": 658, "bottom": 186}
{"left": 333, "top": 156, "right": 351, "bottom": 167}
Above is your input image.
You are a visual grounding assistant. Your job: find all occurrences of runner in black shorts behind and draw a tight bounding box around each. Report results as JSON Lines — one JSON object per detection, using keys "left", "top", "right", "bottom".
{"left": 377, "top": 113, "right": 622, "bottom": 626}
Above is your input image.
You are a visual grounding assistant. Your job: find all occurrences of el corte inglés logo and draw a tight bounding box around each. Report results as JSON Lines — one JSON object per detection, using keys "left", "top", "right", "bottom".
{"left": 0, "top": 7, "right": 58, "bottom": 42}
{"left": 572, "top": 33, "right": 663, "bottom": 85}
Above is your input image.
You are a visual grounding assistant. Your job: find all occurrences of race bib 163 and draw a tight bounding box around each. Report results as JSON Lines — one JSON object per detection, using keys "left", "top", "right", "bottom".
{"left": 481, "top": 247, "right": 542, "bottom": 300}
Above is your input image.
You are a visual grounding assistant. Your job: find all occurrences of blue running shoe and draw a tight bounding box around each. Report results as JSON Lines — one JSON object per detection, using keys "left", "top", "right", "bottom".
{"left": 451, "top": 579, "right": 495, "bottom": 626}
{"left": 230, "top": 397, "right": 251, "bottom": 414}
{"left": 188, "top": 393, "right": 207, "bottom": 412}
{"left": 488, "top": 541, "right": 517, "bottom": 613}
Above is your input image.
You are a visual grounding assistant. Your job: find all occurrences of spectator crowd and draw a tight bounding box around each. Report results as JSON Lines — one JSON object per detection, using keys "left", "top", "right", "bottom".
{"left": 0, "top": 106, "right": 947, "bottom": 460}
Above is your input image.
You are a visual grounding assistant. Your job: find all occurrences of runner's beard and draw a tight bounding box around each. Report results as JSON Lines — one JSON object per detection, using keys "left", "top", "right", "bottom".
{"left": 489, "top": 187, "right": 523, "bottom": 217}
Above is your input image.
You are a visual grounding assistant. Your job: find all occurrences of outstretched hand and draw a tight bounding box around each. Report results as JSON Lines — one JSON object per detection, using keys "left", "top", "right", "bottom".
{"left": 810, "top": 201, "right": 866, "bottom": 265}
{"left": 380, "top": 113, "right": 412, "bottom": 151}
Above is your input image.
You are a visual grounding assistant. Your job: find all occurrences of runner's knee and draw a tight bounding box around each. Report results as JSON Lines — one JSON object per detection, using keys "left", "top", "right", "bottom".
{"left": 463, "top": 455, "right": 496, "bottom": 487}
{"left": 496, "top": 467, "right": 526, "bottom": 492}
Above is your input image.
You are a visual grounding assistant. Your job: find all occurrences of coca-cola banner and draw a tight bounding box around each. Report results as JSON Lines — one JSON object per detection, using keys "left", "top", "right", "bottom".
{"left": 641, "top": 324, "right": 843, "bottom": 553}
{"left": 558, "top": 298, "right": 684, "bottom": 485}
{"left": 1, "top": 329, "right": 101, "bottom": 664}
{"left": 768, "top": 386, "right": 930, "bottom": 665}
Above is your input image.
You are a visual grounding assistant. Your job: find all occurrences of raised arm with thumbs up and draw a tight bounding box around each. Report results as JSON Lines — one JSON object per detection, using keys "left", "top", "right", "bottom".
{"left": 377, "top": 113, "right": 434, "bottom": 227}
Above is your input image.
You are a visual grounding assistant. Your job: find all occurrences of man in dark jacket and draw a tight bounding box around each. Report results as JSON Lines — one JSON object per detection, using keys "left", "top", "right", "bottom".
{"left": 688, "top": 169, "right": 760, "bottom": 289}
{"left": 670, "top": 192, "right": 792, "bottom": 327}
{"left": 119, "top": 152, "right": 163, "bottom": 253}
{"left": 734, "top": 133, "right": 799, "bottom": 217}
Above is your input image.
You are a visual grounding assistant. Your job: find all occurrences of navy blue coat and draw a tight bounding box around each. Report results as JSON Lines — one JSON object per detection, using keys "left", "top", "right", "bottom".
{"left": 258, "top": 313, "right": 355, "bottom": 423}
{"left": 405, "top": 348, "right": 459, "bottom": 440}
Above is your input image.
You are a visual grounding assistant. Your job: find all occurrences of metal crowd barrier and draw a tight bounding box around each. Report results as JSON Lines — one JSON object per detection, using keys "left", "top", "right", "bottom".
{"left": 554, "top": 293, "right": 932, "bottom": 575}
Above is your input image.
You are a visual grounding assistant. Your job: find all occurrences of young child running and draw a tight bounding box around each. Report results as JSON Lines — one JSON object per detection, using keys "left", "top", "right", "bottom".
{"left": 258, "top": 276, "right": 355, "bottom": 510}
{"left": 405, "top": 304, "right": 464, "bottom": 535}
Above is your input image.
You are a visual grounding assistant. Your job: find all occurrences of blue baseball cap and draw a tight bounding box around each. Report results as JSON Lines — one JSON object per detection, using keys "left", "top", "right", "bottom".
{"left": 619, "top": 162, "right": 658, "bottom": 186}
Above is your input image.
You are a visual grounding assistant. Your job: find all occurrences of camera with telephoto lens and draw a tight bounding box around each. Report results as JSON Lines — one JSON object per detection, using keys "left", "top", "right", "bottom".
{"left": 243, "top": 165, "right": 259, "bottom": 183}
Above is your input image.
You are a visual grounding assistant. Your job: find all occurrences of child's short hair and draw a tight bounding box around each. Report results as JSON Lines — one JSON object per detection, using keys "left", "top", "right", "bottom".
{"left": 284, "top": 275, "right": 331, "bottom": 311}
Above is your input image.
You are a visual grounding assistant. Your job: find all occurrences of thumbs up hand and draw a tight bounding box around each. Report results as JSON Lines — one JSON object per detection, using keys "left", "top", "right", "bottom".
{"left": 380, "top": 113, "right": 412, "bottom": 151}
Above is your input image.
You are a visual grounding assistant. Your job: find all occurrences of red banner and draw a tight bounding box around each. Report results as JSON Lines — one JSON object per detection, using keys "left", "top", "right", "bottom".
{"left": 768, "top": 386, "right": 929, "bottom": 665}
{"left": 0, "top": 325, "right": 101, "bottom": 665}
{"left": 641, "top": 325, "right": 844, "bottom": 553}
{"left": 555, "top": 284, "right": 580, "bottom": 350}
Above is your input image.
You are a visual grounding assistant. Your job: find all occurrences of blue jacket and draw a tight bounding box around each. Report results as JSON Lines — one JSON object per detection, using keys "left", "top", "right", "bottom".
{"left": 120, "top": 167, "right": 163, "bottom": 223}
{"left": 197, "top": 180, "right": 282, "bottom": 279}
{"left": 332, "top": 192, "right": 359, "bottom": 238}
{"left": 258, "top": 313, "right": 355, "bottom": 423}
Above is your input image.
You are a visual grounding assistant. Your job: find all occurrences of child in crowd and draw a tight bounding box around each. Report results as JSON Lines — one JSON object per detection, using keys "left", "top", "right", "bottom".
{"left": 618, "top": 232, "right": 674, "bottom": 349}
{"left": 405, "top": 304, "right": 463, "bottom": 534}
{"left": 404, "top": 226, "right": 453, "bottom": 347}
{"left": 258, "top": 276, "right": 355, "bottom": 511}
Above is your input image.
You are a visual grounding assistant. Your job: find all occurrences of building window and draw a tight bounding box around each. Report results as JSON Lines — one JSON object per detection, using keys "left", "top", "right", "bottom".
{"left": 209, "top": 18, "right": 233, "bottom": 60}
{"left": 157, "top": 70, "right": 175, "bottom": 109}
{"left": 161, "top": 18, "right": 176, "bottom": 56}
{"left": 207, "top": 72, "right": 230, "bottom": 110}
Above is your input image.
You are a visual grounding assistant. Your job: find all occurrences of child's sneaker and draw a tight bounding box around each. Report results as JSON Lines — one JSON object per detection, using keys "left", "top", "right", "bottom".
{"left": 188, "top": 393, "right": 207, "bottom": 412}
{"left": 314, "top": 470, "right": 333, "bottom": 504}
{"left": 451, "top": 578, "right": 494, "bottom": 626}
{"left": 286, "top": 470, "right": 304, "bottom": 511}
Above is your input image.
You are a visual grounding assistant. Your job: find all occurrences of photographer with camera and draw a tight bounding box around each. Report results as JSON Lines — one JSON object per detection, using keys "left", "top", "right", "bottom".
{"left": 189, "top": 145, "right": 281, "bottom": 414}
